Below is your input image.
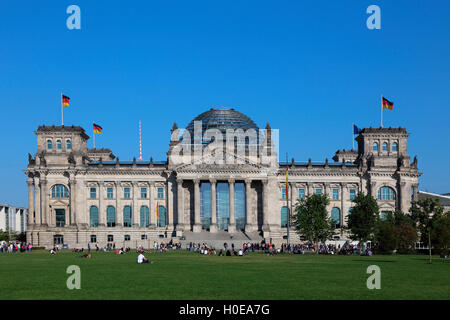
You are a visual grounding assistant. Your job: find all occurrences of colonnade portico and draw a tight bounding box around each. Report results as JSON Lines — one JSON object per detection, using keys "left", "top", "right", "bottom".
{"left": 178, "top": 177, "right": 265, "bottom": 233}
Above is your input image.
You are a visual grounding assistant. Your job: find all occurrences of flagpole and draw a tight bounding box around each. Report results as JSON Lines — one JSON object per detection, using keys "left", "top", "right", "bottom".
{"left": 93, "top": 123, "right": 95, "bottom": 148}
{"left": 286, "top": 152, "right": 290, "bottom": 247}
{"left": 380, "top": 95, "right": 383, "bottom": 128}
{"left": 61, "top": 92, "right": 63, "bottom": 126}
{"left": 352, "top": 123, "right": 354, "bottom": 150}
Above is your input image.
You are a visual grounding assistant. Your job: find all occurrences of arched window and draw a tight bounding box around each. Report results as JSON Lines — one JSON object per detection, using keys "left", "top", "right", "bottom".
{"left": 57, "top": 139, "right": 62, "bottom": 149}
{"left": 281, "top": 206, "right": 288, "bottom": 228}
{"left": 378, "top": 186, "right": 396, "bottom": 200}
{"left": 392, "top": 142, "right": 398, "bottom": 151}
{"left": 140, "top": 206, "right": 149, "bottom": 227}
{"left": 372, "top": 142, "right": 378, "bottom": 151}
{"left": 90, "top": 206, "right": 99, "bottom": 227}
{"left": 157, "top": 205, "right": 166, "bottom": 227}
{"left": 382, "top": 142, "right": 388, "bottom": 151}
{"left": 51, "top": 184, "right": 69, "bottom": 198}
{"left": 380, "top": 211, "right": 391, "bottom": 220}
{"left": 106, "top": 206, "right": 116, "bottom": 227}
{"left": 67, "top": 140, "right": 72, "bottom": 150}
{"left": 123, "top": 206, "right": 132, "bottom": 227}
{"left": 331, "top": 207, "right": 341, "bottom": 228}
{"left": 47, "top": 139, "right": 53, "bottom": 149}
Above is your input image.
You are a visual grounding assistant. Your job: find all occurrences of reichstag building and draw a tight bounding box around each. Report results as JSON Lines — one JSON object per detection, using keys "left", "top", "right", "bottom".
{"left": 24, "top": 107, "right": 421, "bottom": 248}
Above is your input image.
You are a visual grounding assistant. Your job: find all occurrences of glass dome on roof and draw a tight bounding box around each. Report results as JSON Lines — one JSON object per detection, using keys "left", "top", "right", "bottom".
{"left": 185, "top": 107, "right": 259, "bottom": 135}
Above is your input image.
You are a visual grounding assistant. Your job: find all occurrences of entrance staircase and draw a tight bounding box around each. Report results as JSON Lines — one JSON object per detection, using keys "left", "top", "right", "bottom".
{"left": 180, "top": 230, "right": 264, "bottom": 249}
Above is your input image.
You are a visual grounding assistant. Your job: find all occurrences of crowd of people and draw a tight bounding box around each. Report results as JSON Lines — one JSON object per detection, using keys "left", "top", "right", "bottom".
{"left": 0, "top": 241, "right": 32, "bottom": 253}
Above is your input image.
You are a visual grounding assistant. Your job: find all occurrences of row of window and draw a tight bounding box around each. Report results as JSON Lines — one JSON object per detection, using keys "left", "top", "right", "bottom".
{"left": 89, "top": 234, "right": 149, "bottom": 243}
{"left": 282, "top": 187, "right": 396, "bottom": 201}
{"left": 50, "top": 184, "right": 164, "bottom": 199}
{"left": 372, "top": 141, "right": 398, "bottom": 152}
{"left": 89, "top": 187, "right": 164, "bottom": 199}
{"left": 282, "top": 188, "right": 357, "bottom": 200}
{"left": 47, "top": 139, "right": 71, "bottom": 150}
{"left": 89, "top": 205, "right": 167, "bottom": 228}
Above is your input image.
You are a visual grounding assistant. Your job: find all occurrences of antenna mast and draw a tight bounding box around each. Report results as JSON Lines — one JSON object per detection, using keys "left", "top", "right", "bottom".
{"left": 139, "top": 120, "right": 143, "bottom": 161}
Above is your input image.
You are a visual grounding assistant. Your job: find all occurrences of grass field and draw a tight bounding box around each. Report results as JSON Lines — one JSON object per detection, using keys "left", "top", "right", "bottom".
{"left": 0, "top": 250, "right": 449, "bottom": 300}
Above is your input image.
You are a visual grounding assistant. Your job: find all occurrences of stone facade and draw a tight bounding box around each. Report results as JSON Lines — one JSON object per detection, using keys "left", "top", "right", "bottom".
{"left": 24, "top": 109, "right": 421, "bottom": 248}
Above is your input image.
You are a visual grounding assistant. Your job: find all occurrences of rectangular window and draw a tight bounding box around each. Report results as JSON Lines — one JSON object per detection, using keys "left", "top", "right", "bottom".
{"left": 141, "top": 187, "right": 147, "bottom": 199}
{"left": 124, "top": 187, "right": 130, "bottom": 199}
{"left": 332, "top": 189, "right": 339, "bottom": 200}
{"left": 90, "top": 188, "right": 97, "bottom": 199}
{"left": 350, "top": 189, "right": 356, "bottom": 200}
{"left": 107, "top": 187, "right": 113, "bottom": 199}
{"left": 315, "top": 188, "right": 322, "bottom": 195}
{"left": 298, "top": 188, "right": 305, "bottom": 199}
{"left": 282, "top": 188, "right": 286, "bottom": 199}
{"left": 90, "top": 235, "right": 97, "bottom": 243}
{"left": 141, "top": 234, "right": 147, "bottom": 240}
{"left": 107, "top": 235, "right": 114, "bottom": 242}
{"left": 157, "top": 187, "right": 164, "bottom": 199}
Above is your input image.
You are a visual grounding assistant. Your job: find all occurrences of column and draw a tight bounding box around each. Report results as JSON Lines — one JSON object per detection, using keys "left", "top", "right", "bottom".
{"left": 413, "top": 184, "right": 418, "bottom": 202}
{"left": 116, "top": 182, "right": 123, "bottom": 226}
{"left": 99, "top": 182, "right": 106, "bottom": 227}
{"left": 307, "top": 182, "right": 313, "bottom": 196}
{"left": 40, "top": 177, "right": 48, "bottom": 226}
{"left": 340, "top": 183, "right": 347, "bottom": 228}
{"left": 193, "top": 179, "right": 201, "bottom": 232}
{"left": 34, "top": 177, "right": 41, "bottom": 225}
{"left": 149, "top": 182, "right": 154, "bottom": 226}
{"left": 168, "top": 178, "right": 174, "bottom": 228}
{"left": 133, "top": 182, "right": 139, "bottom": 227}
{"left": 210, "top": 179, "right": 217, "bottom": 233}
{"left": 262, "top": 180, "right": 269, "bottom": 231}
{"left": 176, "top": 179, "right": 184, "bottom": 230}
{"left": 27, "top": 178, "right": 34, "bottom": 226}
{"left": 228, "top": 179, "right": 236, "bottom": 233}
{"left": 69, "top": 178, "right": 77, "bottom": 226}
{"left": 244, "top": 179, "right": 254, "bottom": 233}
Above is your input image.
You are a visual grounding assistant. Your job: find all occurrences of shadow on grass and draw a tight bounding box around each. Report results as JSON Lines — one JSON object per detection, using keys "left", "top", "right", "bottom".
{"left": 351, "top": 259, "right": 395, "bottom": 263}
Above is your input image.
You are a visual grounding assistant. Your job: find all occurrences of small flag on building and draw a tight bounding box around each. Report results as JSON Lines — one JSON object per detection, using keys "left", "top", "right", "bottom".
{"left": 62, "top": 95, "right": 70, "bottom": 107}
{"left": 382, "top": 97, "right": 394, "bottom": 110}
{"left": 93, "top": 123, "right": 103, "bottom": 134}
{"left": 353, "top": 124, "right": 361, "bottom": 135}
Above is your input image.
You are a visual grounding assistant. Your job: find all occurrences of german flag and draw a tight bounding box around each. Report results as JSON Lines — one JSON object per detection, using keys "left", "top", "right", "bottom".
{"left": 62, "top": 95, "right": 70, "bottom": 107}
{"left": 156, "top": 203, "right": 159, "bottom": 225}
{"left": 382, "top": 97, "right": 394, "bottom": 110}
{"left": 93, "top": 123, "right": 103, "bottom": 134}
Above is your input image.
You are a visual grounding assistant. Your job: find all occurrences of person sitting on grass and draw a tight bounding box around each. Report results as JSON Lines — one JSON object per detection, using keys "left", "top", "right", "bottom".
{"left": 80, "top": 253, "right": 91, "bottom": 259}
{"left": 137, "top": 253, "right": 152, "bottom": 264}
{"left": 50, "top": 248, "right": 56, "bottom": 254}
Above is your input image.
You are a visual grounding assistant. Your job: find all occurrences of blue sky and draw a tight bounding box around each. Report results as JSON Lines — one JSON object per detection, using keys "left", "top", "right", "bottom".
{"left": 1, "top": 0, "right": 449, "bottom": 207}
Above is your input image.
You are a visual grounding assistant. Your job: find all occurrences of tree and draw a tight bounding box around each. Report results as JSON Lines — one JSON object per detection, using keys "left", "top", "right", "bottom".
{"left": 347, "top": 192, "right": 379, "bottom": 243}
{"left": 394, "top": 222, "right": 418, "bottom": 254}
{"left": 431, "top": 212, "right": 450, "bottom": 256}
{"left": 410, "top": 198, "right": 444, "bottom": 263}
{"left": 383, "top": 211, "right": 417, "bottom": 254}
{"left": 292, "top": 194, "right": 335, "bottom": 249}
{"left": 375, "top": 221, "right": 397, "bottom": 254}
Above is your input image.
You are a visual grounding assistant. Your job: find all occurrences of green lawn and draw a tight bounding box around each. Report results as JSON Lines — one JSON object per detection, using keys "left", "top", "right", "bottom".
{"left": 0, "top": 250, "right": 448, "bottom": 300}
